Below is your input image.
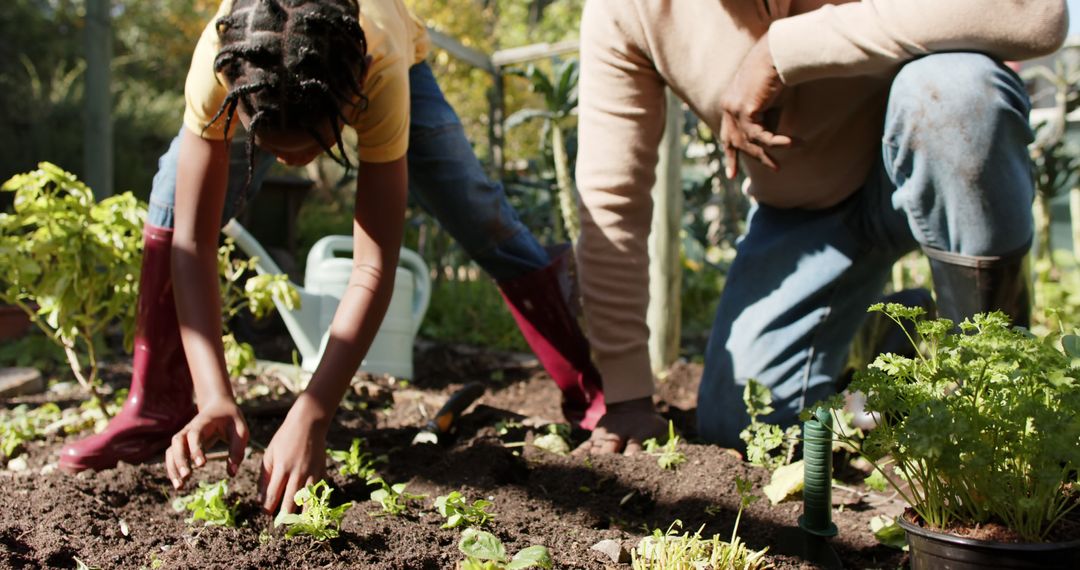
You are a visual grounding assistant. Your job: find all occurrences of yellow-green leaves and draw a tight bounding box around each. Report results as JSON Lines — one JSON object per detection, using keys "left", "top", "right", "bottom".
{"left": 642, "top": 420, "right": 687, "bottom": 470}
{"left": 368, "top": 477, "right": 425, "bottom": 517}
{"left": 274, "top": 480, "right": 353, "bottom": 540}
{"left": 458, "top": 528, "right": 552, "bottom": 570}
{"left": 172, "top": 479, "right": 238, "bottom": 528}
{"left": 328, "top": 437, "right": 385, "bottom": 481}
{"left": 435, "top": 491, "right": 495, "bottom": 529}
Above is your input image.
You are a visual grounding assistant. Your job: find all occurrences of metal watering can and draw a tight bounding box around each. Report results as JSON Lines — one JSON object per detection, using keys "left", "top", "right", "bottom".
{"left": 222, "top": 219, "right": 431, "bottom": 378}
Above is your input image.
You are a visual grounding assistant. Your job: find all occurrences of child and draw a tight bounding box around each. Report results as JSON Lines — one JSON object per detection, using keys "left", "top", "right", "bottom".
{"left": 59, "top": 0, "right": 605, "bottom": 516}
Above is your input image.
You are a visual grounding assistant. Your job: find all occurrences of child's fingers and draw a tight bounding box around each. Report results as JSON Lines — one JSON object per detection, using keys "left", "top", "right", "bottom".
{"left": 165, "top": 447, "right": 181, "bottom": 489}
{"left": 280, "top": 475, "right": 303, "bottom": 517}
{"left": 227, "top": 417, "right": 248, "bottom": 477}
{"left": 170, "top": 431, "right": 193, "bottom": 483}
{"left": 187, "top": 428, "right": 206, "bottom": 468}
{"left": 262, "top": 462, "right": 286, "bottom": 514}
{"left": 256, "top": 458, "right": 270, "bottom": 504}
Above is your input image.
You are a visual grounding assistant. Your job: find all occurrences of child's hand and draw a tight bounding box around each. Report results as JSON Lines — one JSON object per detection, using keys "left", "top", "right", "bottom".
{"left": 165, "top": 397, "right": 249, "bottom": 489}
{"left": 257, "top": 395, "right": 329, "bottom": 516}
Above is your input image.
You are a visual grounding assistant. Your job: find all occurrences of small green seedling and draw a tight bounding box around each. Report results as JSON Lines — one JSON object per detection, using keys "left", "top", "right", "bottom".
{"left": 864, "top": 467, "right": 889, "bottom": 493}
{"left": 368, "top": 477, "right": 426, "bottom": 517}
{"left": 458, "top": 528, "right": 552, "bottom": 570}
{"left": 739, "top": 379, "right": 800, "bottom": 470}
{"left": 642, "top": 420, "right": 687, "bottom": 470}
{"left": 530, "top": 424, "right": 571, "bottom": 456}
{"left": 327, "top": 437, "right": 385, "bottom": 481}
{"left": 633, "top": 479, "right": 768, "bottom": 570}
{"left": 274, "top": 480, "right": 353, "bottom": 540}
{"left": 434, "top": 491, "right": 495, "bottom": 529}
{"left": 172, "top": 479, "right": 238, "bottom": 527}
{"left": 869, "top": 515, "right": 908, "bottom": 550}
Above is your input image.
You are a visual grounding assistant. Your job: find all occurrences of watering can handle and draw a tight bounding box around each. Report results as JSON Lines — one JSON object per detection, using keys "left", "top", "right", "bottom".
{"left": 307, "top": 235, "right": 430, "bottom": 336}
{"left": 397, "top": 248, "right": 431, "bottom": 337}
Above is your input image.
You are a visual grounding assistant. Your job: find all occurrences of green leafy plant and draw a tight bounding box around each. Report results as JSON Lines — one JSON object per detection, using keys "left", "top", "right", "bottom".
{"left": 457, "top": 528, "right": 552, "bottom": 570}
{"left": 506, "top": 59, "right": 580, "bottom": 242}
{"left": 825, "top": 303, "right": 1080, "bottom": 541}
{"left": 869, "top": 515, "right": 908, "bottom": 550}
{"left": 0, "top": 403, "right": 61, "bottom": 460}
{"left": 217, "top": 238, "right": 300, "bottom": 378}
{"left": 632, "top": 478, "right": 769, "bottom": 570}
{"left": 274, "top": 480, "right": 353, "bottom": 540}
{"left": 642, "top": 420, "right": 687, "bottom": 470}
{"left": 435, "top": 491, "right": 495, "bottom": 529}
{"left": 368, "top": 477, "right": 426, "bottom": 517}
{"left": 171, "top": 479, "right": 238, "bottom": 527}
{"left": 739, "top": 379, "right": 800, "bottom": 470}
{"left": 327, "top": 437, "right": 385, "bottom": 481}
{"left": 530, "top": 423, "right": 571, "bottom": 456}
{"left": 0, "top": 163, "right": 144, "bottom": 411}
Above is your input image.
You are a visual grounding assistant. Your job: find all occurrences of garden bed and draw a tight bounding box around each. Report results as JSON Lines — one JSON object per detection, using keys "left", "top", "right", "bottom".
{"left": 0, "top": 343, "right": 907, "bottom": 569}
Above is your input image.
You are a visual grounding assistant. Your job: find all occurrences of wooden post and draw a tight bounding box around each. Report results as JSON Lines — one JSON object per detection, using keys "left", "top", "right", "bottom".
{"left": 84, "top": 0, "right": 113, "bottom": 199}
{"left": 648, "top": 89, "right": 684, "bottom": 374}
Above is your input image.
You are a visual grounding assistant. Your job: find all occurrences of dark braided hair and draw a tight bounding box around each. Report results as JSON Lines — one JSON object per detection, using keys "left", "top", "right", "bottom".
{"left": 203, "top": 0, "right": 369, "bottom": 188}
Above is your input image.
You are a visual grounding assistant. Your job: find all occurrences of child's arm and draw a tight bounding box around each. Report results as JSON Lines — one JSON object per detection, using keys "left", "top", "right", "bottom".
{"left": 257, "top": 156, "right": 408, "bottom": 515}
{"left": 164, "top": 128, "right": 250, "bottom": 489}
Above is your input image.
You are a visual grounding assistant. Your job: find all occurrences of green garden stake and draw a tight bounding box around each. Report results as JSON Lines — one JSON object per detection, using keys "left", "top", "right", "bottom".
{"left": 775, "top": 406, "right": 843, "bottom": 568}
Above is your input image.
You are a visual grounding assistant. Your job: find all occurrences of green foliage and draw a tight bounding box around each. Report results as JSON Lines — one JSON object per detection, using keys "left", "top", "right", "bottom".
{"left": 0, "top": 163, "right": 144, "bottom": 401}
{"left": 421, "top": 276, "right": 527, "bottom": 352}
{"left": 869, "top": 515, "right": 908, "bottom": 550}
{"left": 739, "top": 379, "right": 800, "bottom": 471}
{"left": 0, "top": 403, "right": 61, "bottom": 460}
{"left": 864, "top": 468, "right": 889, "bottom": 493}
{"left": 368, "top": 477, "right": 426, "bottom": 517}
{"left": 642, "top": 420, "right": 687, "bottom": 470}
{"left": 171, "top": 479, "right": 238, "bottom": 528}
{"left": 217, "top": 238, "right": 300, "bottom": 378}
{"left": 328, "top": 438, "right": 386, "bottom": 481}
{"left": 274, "top": 480, "right": 353, "bottom": 540}
{"left": 630, "top": 520, "right": 769, "bottom": 570}
{"left": 458, "top": 528, "right": 552, "bottom": 570}
{"left": 434, "top": 491, "right": 496, "bottom": 529}
{"left": 828, "top": 303, "right": 1080, "bottom": 541}
{"left": 531, "top": 423, "right": 571, "bottom": 456}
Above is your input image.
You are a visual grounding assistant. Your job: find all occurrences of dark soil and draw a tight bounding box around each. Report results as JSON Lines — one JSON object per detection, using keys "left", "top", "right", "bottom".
{"left": 0, "top": 344, "right": 910, "bottom": 569}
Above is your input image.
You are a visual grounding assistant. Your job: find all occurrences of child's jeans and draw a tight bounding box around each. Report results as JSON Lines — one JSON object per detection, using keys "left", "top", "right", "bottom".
{"left": 697, "top": 52, "right": 1036, "bottom": 447}
{"left": 148, "top": 62, "right": 548, "bottom": 282}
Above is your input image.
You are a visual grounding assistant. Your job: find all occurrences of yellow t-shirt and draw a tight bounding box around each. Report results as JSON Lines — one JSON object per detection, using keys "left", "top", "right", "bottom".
{"left": 182, "top": 0, "right": 430, "bottom": 163}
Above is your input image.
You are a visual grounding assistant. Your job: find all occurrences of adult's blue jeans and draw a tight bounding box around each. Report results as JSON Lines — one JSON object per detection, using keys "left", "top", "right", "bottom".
{"left": 697, "top": 53, "right": 1035, "bottom": 448}
{"left": 148, "top": 62, "right": 548, "bottom": 282}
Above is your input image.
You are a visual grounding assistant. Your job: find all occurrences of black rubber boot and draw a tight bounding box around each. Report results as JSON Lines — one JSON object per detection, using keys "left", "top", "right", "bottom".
{"left": 923, "top": 246, "right": 1031, "bottom": 328}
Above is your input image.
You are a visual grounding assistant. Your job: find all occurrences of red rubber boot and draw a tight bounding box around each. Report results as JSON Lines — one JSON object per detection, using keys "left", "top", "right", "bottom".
{"left": 498, "top": 246, "right": 605, "bottom": 431}
{"left": 59, "top": 225, "right": 196, "bottom": 473}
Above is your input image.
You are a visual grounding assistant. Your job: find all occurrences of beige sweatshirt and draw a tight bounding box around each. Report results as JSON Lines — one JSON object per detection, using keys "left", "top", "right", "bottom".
{"left": 576, "top": 0, "right": 1067, "bottom": 403}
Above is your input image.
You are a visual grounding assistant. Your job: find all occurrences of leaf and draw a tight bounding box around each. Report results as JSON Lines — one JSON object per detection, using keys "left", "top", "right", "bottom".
{"left": 763, "top": 460, "right": 804, "bottom": 504}
{"left": 507, "top": 545, "right": 553, "bottom": 569}
{"left": 869, "top": 516, "right": 908, "bottom": 550}
{"left": 864, "top": 468, "right": 889, "bottom": 493}
{"left": 459, "top": 528, "right": 506, "bottom": 562}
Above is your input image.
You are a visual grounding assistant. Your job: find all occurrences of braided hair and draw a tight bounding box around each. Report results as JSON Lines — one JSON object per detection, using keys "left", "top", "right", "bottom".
{"left": 204, "top": 0, "right": 369, "bottom": 188}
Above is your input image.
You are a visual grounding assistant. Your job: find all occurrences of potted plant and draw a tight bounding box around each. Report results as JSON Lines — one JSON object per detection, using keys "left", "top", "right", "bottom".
{"left": 826, "top": 303, "right": 1080, "bottom": 570}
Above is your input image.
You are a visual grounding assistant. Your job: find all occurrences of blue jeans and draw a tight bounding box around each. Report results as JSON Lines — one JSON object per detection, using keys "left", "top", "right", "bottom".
{"left": 148, "top": 62, "right": 548, "bottom": 282}
{"left": 697, "top": 53, "right": 1035, "bottom": 447}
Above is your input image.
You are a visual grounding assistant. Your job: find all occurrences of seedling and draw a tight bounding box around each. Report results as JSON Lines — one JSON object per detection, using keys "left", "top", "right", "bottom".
{"left": 171, "top": 479, "right": 238, "bottom": 527}
{"left": 274, "top": 480, "right": 353, "bottom": 540}
{"left": 368, "top": 477, "right": 426, "bottom": 517}
{"left": 434, "top": 491, "right": 495, "bottom": 529}
{"left": 457, "top": 528, "right": 552, "bottom": 570}
{"left": 632, "top": 478, "right": 768, "bottom": 570}
{"left": 530, "top": 424, "right": 570, "bottom": 456}
{"left": 642, "top": 420, "right": 687, "bottom": 470}
{"left": 327, "top": 437, "right": 385, "bottom": 481}
{"left": 739, "top": 379, "right": 800, "bottom": 470}
{"left": 0, "top": 403, "right": 61, "bottom": 460}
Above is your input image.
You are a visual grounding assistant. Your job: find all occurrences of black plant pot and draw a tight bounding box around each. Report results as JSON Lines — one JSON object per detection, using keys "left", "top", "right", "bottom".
{"left": 898, "top": 515, "right": 1080, "bottom": 570}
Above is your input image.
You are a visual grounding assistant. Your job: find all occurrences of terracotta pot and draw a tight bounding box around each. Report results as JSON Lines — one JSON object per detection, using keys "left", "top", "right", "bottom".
{"left": 898, "top": 514, "right": 1080, "bottom": 570}
{"left": 0, "top": 304, "right": 30, "bottom": 342}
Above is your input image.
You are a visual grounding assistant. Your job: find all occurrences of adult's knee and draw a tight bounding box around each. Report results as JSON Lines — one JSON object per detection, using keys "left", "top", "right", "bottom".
{"left": 887, "top": 52, "right": 1032, "bottom": 151}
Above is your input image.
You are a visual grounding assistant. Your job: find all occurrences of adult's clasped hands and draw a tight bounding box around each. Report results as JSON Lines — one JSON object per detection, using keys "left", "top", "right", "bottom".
{"left": 720, "top": 32, "right": 791, "bottom": 179}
